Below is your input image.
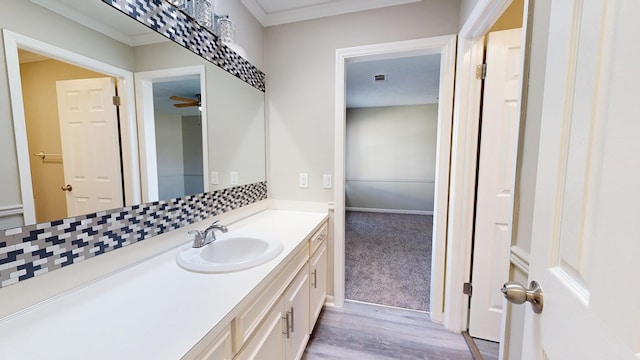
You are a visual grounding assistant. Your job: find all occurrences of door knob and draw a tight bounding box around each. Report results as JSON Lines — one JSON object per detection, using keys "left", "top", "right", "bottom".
{"left": 61, "top": 184, "right": 73, "bottom": 192}
{"left": 501, "top": 280, "right": 543, "bottom": 314}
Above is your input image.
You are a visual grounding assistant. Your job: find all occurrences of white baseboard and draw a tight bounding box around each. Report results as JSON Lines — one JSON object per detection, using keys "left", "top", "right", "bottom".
{"left": 324, "top": 295, "right": 336, "bottom": 307}
{"left": 346, "top": 207, "right": 433, "bottom": 216}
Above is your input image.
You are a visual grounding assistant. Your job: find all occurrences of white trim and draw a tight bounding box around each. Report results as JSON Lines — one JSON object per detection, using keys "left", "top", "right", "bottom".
{"left": 345, "top": 178, "right": 435, "bottom": 183}
{"left": 0, "top": 205, "right": 24, "bottom": 218}
{"left": 241, "top": 0, "right": 420, "bottom": 27}
{"left": 444, "top": 0, "right": 518, "bottom": 334}
{"left": 510, "top": 245, "right": 530, "bottom": 274}
{"left": 335, "top": 36, "right": 457, "bottom": 324}
{"left": 346, "top": 207, "right": 433, "bottom": 216}
{"left": 2, "top": 30, "right": 140, "bottom": 225}
{"left": 134, "top": 66, "right": 208, "bottom": 203}
{"left": 323, "top": 295, "right": 336, "bottom": 307}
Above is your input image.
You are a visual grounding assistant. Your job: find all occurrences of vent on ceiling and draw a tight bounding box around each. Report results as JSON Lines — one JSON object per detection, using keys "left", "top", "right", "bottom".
{"left": 374, "top": 74, "right": 387, "bottom": 83}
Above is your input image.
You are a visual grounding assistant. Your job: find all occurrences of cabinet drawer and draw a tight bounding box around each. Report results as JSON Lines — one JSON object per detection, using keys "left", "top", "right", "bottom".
{"left": 309, "top": 222, "right": 328, "bottom": 256}
{"left": 233, "top": 243, "right": 309, "bottom": 352}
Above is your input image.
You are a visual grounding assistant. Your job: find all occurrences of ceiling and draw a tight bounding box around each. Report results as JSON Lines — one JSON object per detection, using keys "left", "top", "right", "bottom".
{"left": 346, "top": 54, "right": 441, "bottom": 109}
{"left": 153, "top": 77, "right": 202, "bottom": 116}
{"left": 241, "top": 0, "right": 421, "bottom": 27}
{"left": 30, "top": 0, "right": 167, "bottom": 46}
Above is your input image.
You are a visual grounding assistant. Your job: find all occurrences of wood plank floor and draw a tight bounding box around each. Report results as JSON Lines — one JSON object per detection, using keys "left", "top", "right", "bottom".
{"left": 303, "top": 301, "right": 476, "bottom": 360}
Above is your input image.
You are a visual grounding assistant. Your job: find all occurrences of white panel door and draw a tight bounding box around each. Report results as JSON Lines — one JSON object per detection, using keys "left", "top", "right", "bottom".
{"left": 469, "top": 28, "right": 522, "bottom": 342}
{"left": 520, "top": 1, "right": 640, "bottom": 359}
{"left": 56, "top": 78, "right": 123, "bottom": 216}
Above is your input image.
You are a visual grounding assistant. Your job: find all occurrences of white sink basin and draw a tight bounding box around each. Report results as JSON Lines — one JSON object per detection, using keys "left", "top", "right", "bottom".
{"left": 176, "top": 234, "right": 284, "bottom": 273}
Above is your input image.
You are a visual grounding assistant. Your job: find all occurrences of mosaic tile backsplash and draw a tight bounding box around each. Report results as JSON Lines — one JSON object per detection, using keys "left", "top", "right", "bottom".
{"left": 0, "top": 181, "right": 267, "bottom": 288}
{"left": 102, "top": 0, "right": 266, "bottom": 92}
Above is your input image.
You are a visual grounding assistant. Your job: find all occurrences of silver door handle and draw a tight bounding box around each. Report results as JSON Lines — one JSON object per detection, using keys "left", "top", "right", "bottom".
{"left": 501, "top": 280, "right": 543, "bottom": 314}
{"left": 311, "top": 269, "right": 317, "bottom": 288}
{"left": 282, "top": 313, "right": 290, "bottom": 339}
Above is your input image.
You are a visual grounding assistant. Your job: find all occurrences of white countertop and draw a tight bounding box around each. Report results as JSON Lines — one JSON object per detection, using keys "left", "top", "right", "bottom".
{"left": 0, "top": 209, "right": 328, "bottom": 359}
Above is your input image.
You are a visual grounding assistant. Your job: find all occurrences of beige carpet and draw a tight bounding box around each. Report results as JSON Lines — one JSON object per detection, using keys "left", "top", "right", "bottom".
{"left": 345, "top": 211, "right": 432, "bottom": 311}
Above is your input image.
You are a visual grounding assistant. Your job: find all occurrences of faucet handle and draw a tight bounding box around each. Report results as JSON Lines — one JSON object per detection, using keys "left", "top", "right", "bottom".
{"left": 188, "top": 230, "right": 205, "bottom": 248}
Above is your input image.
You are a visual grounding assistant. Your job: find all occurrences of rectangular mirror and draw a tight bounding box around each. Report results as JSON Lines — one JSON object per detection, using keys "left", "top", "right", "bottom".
{"left": 0, "top": 0, "right": 266, "bottom": 230}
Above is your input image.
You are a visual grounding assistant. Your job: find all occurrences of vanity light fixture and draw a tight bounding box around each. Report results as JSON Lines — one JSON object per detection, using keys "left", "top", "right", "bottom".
{"left": 215, "top": 15, "right": 235, "bottom": 44}
{"left": 165, "top": 0, "right": 235, "bottom": 44}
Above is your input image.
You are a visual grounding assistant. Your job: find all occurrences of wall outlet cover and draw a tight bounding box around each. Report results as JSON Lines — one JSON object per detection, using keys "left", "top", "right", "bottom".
{"left": 210, "top": 171, "right": 219, "bottom": 185}
{"left": 323, "top": 174, "right": 332, "bottom": 189}
{"left": 299, "top": 173, "right": 309, "bottom": 188}
{"left": 230, "top": 172, "right": 238, "bottom": 185}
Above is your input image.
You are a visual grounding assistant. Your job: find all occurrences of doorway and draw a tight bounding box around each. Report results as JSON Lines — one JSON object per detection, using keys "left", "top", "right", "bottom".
{"left": 3, "top": 30, "right": 139, "bottom": 225}
{"left": 134, "top": 66, "right": 208, "bottom": 203}
{"left": 17, "top": 50, "right": 124, "bottom": 223}
{"left": 334, "top": 35, "right": 457, "bottom": 323}
{"left": 344, "top": 54, "right": 440, "bottom": 312}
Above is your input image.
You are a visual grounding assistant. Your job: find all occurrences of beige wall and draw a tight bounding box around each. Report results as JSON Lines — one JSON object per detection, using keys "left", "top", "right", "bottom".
{"left": 20, "top": 59, "right": 106, "bottom": 223}
{"left": 345, "top": 105, "right": 438, "bottom": 213}
{"left": 216, "top": 0, "right": 266, "bottom": 71}
{"left": 489, "top": 0, "right": 524, "bottom": 32}
{"left": 134, "top": 42, "right": 267, "bottom": 191}
{"left": 182, "top": 115, "right": 204, "bottom": 196}
{"left": 155, "top": 111, "right": 185, "bottom": 200}
{"left": 265, "top": 0, "right": 460, "bottom": 202}
{"left": 459, "top": 0, "right": 481, "bottom": 27}
{"left": 0, "top": 0, "right": 134, "bottom": 228}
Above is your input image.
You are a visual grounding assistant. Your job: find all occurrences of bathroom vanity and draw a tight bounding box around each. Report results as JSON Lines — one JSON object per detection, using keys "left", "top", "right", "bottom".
{"left": 0, "top": 209, "right": 328, "bottom": 359}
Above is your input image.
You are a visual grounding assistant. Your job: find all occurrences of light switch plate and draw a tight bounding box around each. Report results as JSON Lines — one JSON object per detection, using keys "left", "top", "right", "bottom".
{"left": 230, "top": 172, "right": 238, "bottom": 185}
{"left": 210, "top": 171, "right": 219, "bottom": 185}
{"left": 323, "top": 174, "right": 332, "bottom": 189}
{"left": 299, "top": 173, "right": 308, "bottom": 188}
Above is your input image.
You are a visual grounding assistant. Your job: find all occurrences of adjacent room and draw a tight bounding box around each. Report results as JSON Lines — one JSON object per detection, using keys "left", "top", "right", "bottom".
{"left": 344, "top": 54, "right": 440, "bottom": 312}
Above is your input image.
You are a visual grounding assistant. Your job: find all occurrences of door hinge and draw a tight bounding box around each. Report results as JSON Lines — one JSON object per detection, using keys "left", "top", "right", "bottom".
{"left": 463, "top": 282, "right": 473, "bottom": 296}
{"left": 475, "top": 63, "right": 487, "bottom": 80}
{"left": 112, "top": 95, "right": 121, "bottom": 106}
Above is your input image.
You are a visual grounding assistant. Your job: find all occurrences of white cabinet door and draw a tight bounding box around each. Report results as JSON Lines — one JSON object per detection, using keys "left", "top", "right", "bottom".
{"left": 235, "top": 297, "right": 286, "bottom": 360}
{"left": 520, "top": 1, "right": 640, "bottom": 359}
{"left": 309, "top": 241, "right": 327, "bottom": 331}
{"left": 283, "top": 263, "right": 310, "bottom": 360}
{"left": 197, "top": 327, "right": 232, "bottom": 360}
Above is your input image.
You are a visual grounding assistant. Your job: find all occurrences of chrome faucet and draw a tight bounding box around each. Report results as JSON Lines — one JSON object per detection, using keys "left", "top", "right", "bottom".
{"left": 188, "top": 220, "right": 228, "bottom": 248}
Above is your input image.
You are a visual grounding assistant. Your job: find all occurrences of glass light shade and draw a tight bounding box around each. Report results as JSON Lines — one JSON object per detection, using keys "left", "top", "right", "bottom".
{"left": 194, "top": 0, "right": 213, "bottom": 28}
{"left": 166, "top": 0, "right": 185, "bottom": 8}
{"left": 217, "top": 17, "right": 234, "bottom": 44}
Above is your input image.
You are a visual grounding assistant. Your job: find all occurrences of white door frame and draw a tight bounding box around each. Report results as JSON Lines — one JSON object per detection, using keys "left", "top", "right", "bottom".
{"left": 445, "top": 0, "right": 525, "bottom": 334}
{"left": 333, "top": 35, "right": 457, "bottom": 323}
{"left": 3, "top": 30, "right": 140, "bottom": 224}
{"left": 134, "top": 66, "right": 208, "bottom": 203}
